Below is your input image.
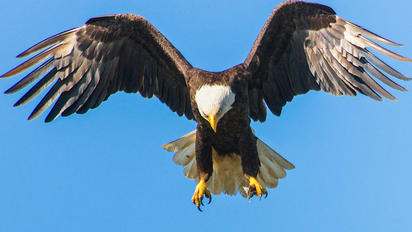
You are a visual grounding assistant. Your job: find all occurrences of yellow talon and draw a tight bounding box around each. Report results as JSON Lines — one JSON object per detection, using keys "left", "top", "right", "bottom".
{"left": 248, "top": 176, "right": 267, "bottom": 201}
{"left": 191, "top": 179, "right": 212, "bottom": 211}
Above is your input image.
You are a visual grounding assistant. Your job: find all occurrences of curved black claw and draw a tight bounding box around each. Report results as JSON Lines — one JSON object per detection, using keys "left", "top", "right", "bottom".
{"left": 193, "top": 197, "right": 204, "bottom": 212}
{"left": 263, "top": 191, "right": 268, "bottom": 199}
{"left": 207, "top": 194, "right": 212, "bottom": 204}
{"left": 196, "top": 195, "right": 212, "bottom": 212}
{"left": 197, "top": 193, "right": 212, "bottom": 211}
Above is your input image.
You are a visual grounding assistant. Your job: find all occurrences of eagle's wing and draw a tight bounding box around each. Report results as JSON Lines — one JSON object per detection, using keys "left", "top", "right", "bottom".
{"left": 1, "top": 14, "right": 194, "bottom": 122}
{"left": 245, "top": 1, "right": 411, "bottom": 122}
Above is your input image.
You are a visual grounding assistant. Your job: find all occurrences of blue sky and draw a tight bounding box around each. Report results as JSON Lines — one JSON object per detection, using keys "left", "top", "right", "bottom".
{"left": 1, "top": 0, "right": 411, "bottom": 231}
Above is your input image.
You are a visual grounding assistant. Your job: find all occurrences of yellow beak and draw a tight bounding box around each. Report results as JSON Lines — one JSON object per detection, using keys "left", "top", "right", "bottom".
{"left": 208, "top": 115, "right": 218, "bottom": 132}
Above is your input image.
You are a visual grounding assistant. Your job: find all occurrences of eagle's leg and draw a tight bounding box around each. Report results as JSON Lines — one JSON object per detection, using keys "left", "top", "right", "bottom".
{"left": 191, "top": 179, "right": 212, "bottom": 211}
{"left": 192, "top": 126, "right": 213, "bottom": 211}
{"left": 240, "top": 127, "right": 267, "bottom": 201}
{"left": 246, "top": 175, "right": 268, "bottom": 200}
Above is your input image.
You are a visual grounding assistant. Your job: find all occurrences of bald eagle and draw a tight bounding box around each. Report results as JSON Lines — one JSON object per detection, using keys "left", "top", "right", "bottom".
{"left": 1, "top": 1, "right": 410, "bottom": 211}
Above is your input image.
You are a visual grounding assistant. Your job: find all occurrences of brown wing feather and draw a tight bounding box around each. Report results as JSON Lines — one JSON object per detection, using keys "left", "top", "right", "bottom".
{"left": 1, "top": 14, "right": 194, "bottom": 122}
{"left": 245, "top": 1, "right": 411, "bottom": 122}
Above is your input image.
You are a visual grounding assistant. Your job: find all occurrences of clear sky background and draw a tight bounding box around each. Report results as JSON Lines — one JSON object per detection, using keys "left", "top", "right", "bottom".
{"left": 1, "top": 0, "right": 411, "bottom": 231}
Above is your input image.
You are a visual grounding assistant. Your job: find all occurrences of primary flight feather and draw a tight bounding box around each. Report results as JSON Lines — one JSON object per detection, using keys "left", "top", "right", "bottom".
{"left": 1, "top": 1, "right": 410, "bottom": 211}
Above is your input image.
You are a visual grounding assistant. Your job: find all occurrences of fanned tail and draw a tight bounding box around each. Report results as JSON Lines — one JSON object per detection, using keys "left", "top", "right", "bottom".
{"left": 162, "top": 130, "right": 294, "bottom": 197}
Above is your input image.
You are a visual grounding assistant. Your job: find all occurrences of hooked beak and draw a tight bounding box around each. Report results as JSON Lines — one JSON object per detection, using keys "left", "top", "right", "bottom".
{"left": 208, "top": 115, "right": 218, "bottom": 133}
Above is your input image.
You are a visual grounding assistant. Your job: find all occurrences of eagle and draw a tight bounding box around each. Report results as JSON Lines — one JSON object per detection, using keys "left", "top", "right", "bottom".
{"left": 1, "top": 1, "right": 410, "bottom": 211}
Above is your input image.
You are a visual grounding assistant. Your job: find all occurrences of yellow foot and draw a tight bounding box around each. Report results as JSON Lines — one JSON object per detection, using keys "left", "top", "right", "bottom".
{"left": 247, "top": 176, "right": 268, "bottom": 202}
{"left": 191, "top": 179, "right": 212, "bottom": 211}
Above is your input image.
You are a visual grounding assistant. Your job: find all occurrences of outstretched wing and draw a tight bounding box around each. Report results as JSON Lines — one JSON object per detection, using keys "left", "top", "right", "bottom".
{"left": 1, "top": 14, "right": 194, "bottom": 122}
{"left": 245, "top": 1, "right": 411, "bottom": 122}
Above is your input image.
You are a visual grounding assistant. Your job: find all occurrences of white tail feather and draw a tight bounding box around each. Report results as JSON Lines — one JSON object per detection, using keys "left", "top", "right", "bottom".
{"left": 183, "top": 158, "right": 198, "bottom": 179}
{"left": 173, "top": 145, "right": 195, "bottom": 166}
{"left": 162, "top": 130, "right": 196, "bottom": 152}
{"left": 162, "top": 130, "right": 295, "bottom": 198}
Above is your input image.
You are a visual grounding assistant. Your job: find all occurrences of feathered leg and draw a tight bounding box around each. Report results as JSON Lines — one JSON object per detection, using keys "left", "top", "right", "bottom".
{"left": 192, "top": 127, "right": 213, "bottom": 211}
{"left": 239, "top": 127, "right": 267, "bottom": 200}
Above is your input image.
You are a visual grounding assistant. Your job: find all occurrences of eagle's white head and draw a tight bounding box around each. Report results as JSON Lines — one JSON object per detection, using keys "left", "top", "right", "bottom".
{"left": 195, "top": 85, "right": 235, "bottom": 132}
